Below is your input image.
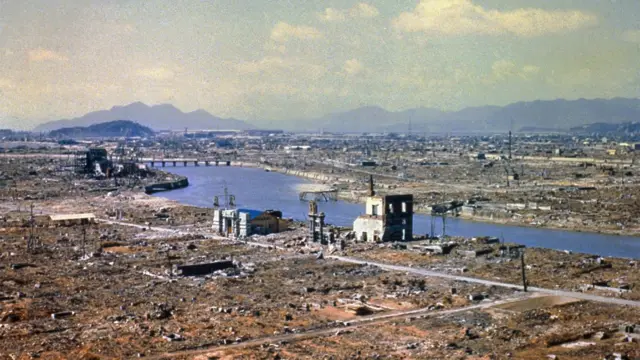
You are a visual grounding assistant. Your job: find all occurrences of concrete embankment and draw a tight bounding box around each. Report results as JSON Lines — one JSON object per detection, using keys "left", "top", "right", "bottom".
{"left": 144, "top": 176, "right": 189, "bottom": 194}
{"left": 233, "top": 162, "right": 369, "bottom": 203}
{"left": 232, "top": 161, "right": 354, "bottom": 183}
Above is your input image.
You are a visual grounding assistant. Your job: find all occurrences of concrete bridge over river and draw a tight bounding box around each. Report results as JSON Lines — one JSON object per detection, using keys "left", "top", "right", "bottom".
{"left": 140, "top": 158, "right": 233, "bottom": 167}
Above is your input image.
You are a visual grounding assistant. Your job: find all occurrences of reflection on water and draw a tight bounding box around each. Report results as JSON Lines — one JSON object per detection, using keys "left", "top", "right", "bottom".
{"left": 154, "top": 166, "right": 640, "bottom": 258}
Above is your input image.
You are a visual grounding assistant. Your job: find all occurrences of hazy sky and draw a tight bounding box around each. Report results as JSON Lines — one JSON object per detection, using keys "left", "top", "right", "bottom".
{"left": 1, "top": 0, "right": 639, "bottom": 126}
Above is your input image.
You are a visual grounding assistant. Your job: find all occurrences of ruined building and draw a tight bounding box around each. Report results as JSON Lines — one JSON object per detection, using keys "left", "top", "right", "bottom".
{"left": 308, "top": 200, "right": 326, "bottom": 243}
{"left": 212, "top": 192, "right": 286, "bottom": 237}
{"left": 353, "top": 175, "right": 413, "bottom": 242}
{"left": 213, "top": 209, "right": 251, "bottom": 238}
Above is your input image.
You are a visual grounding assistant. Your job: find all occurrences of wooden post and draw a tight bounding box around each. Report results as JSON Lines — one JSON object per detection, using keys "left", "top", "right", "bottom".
{"left": 521, "top": 250, "right": 527, "bottom": 292}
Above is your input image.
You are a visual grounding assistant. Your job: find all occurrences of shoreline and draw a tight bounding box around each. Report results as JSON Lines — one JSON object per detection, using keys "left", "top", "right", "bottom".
{"left": 144, "top": 175, "right": 189, "bottom": 194}
{"left": 158, "top": 161, "right": 640, "bottom": 238}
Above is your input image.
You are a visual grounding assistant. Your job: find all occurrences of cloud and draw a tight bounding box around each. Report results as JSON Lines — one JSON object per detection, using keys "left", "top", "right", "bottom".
{"left": 0, "top": 78, "right": 15, "bottom": 89}
{"left": 270, "top": 22, "right": 322, "bottom": 42}
{"left": 136, "top": 67, "right": 176, "bottom": 80}
{"left": 319, "top": 3, "right": 380, "bottom": 22}
{"left": 235, "top": 56, "right": 288, "bottom": 74}
{"left": 105, "top": 23, "right": 137, "bottom": 36}
{"left": 28, "top": 49, "right": 68, "bottom": 62}
{"left": 491, "top": 60, "right": 517, "bottom": 79}
{"left": 235, "top": 56, "right": 326, "bottom": 80}
{"left": 343, "top": 59, "right": 364, "bottom": 75}
{"left": 392, "top": 0, "right": 597, "bottom": 37}
{"left": 622, "top": 29, "right": 640, "bottom": 43}
{"left": 485, "top": 60, "right": 540, "bottom": 83}
{"left": 522, "top": 65, "right": 541, "bottom": 76}
{"left": 319, "top": 8, "right": 346, "bottom": 22}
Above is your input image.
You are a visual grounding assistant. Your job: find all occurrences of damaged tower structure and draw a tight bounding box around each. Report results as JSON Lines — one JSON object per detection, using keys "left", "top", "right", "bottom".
{"left": 353, "top": 175, "right": 413, "bottom": 242}
{"left": 308, "top": 200, "right": 326, "bottom": 243}
{"left": 212, "top": 209, "right": 251, "bottom": 238}
{"left": 212, "top": 193, "right": 251, "bottom": 238}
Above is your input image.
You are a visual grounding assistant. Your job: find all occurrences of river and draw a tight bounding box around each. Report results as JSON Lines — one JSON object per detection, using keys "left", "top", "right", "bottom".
{"left": 154, "top": 166, "right": 640, "bottom": 258}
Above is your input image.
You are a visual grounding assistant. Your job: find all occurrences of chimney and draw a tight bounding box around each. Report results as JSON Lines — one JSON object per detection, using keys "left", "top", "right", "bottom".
{"left": 368, "top": 175, "right": 375, "bottom": 196}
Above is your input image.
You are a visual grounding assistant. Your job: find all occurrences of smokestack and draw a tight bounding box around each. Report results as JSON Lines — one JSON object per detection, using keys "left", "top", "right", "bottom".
{"left": 508, "top": 130, "right": 512, "bottom": 161}
{"left": 369, "top": 175, "right": 375, "bottom": 196}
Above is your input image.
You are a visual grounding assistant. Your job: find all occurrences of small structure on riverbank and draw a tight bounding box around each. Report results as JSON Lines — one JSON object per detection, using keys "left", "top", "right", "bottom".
{"left": 353, "top": 175, "right": 414, "bottom": 242}
{"left": 213, "top": 207, "right": 289, "bottom": 238}
{"left": 213, "top": 209, "right": 252, "bottom": 237}
{"left": 298, "top": 184, "right": 338, "bottom": 202}
{"left": 49, "top": 213, "right": 96, "bottom": 226}
{"left": 250, "top": 210, "right": 290, "bottom": 234}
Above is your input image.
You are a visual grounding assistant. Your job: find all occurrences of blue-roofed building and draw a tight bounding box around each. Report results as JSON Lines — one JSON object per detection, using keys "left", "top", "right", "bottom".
{"left": 213, "top": 208, "right": 289, "bottom": 238}
{"left": 236, "top": 208, "right": 263, "bottom": 219}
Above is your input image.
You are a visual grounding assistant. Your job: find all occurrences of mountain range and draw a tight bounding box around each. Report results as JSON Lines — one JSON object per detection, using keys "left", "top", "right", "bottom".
{"left": 33, "top": 102, "right": 254, "bottom": 132}
{"left": 49, "top": 120, "right": 155, "bottom": 138}
{"left": 285, "top": 98, "right": 640, "bottom": 133}
{"left": 25, "top": 97, "right": 640, "bottom": 133}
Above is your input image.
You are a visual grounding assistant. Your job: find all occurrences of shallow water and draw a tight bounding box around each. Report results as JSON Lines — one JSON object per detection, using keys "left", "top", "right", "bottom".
{"left": 154, "top": 166, "right": 640, "bottom": 258}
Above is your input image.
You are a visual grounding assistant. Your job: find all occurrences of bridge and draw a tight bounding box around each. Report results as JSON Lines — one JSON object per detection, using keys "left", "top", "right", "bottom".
{"left": 297, "top": 184, "right": 339, "bottom": 202}
{"left": 140, "top": 158, "right": 233, "bottom": 167}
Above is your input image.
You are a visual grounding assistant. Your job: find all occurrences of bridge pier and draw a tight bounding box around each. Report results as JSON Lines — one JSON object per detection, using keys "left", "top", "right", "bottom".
{"left": 205, "top": 161, "right": 210, "bottom": 166}
{"left": 194, "top": 161, "right": 199, "bottom": 166}
{"left": 150, "top": 161, "right": 154, "bottom": 167}
{"left": 161, "top": 161, "right": 166, "bottom": 167}
{"left": 183, "top": 161, "right": 188, "bottom": 167}
{"left": 215, "top": 161, "right": 219, "bottom": 166}
{"left": 173, "top": 161, "right": 177, "bottom": 167}
{"left": 226, "top": 161, "right": 231, "bottom": 166}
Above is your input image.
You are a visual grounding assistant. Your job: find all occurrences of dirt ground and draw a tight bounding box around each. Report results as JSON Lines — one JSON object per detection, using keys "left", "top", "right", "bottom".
{"left": 1, "top": 155, "right": 639, "bottom": 359}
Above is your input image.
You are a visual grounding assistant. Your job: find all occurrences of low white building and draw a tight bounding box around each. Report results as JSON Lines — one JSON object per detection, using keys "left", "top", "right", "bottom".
{"left": 212, "top": 209, "right": 251, "bottom": 238}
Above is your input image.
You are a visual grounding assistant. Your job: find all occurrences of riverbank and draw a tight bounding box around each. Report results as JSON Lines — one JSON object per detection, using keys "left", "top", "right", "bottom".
{"left": 144, "top": 175, "right": 189, "bottom": 194}
{"left": 223, "top": 161, "right": 640, "bottom": 237}
{"left": 1, "top": 162, "right": 637, "bottom": 359}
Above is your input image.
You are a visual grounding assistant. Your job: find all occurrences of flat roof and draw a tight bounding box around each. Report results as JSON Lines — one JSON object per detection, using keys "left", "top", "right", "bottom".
{"left": 49, "top": 213, "right": 96, "bottom": 221}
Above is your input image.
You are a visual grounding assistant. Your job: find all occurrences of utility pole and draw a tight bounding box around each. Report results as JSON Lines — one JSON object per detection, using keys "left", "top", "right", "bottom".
{"left": 441, "top": 192, "right": 447, "bottom": 238}
{"left": 430, "top": 215, "right": 436, "bottom": 239}
{"left": 520, "top": 249, "right": 528, "bottom": 292}
{"left": 81, "top": 220, "right": 87, "bottom": 258}
{"left": 27, "top": 203, "right": 35, "bottom": 252}
{"left": 505, "top": 164, "right": 510, "bottom": 188}
{"left": 442, "top": 213, "right": 447, "bottom": 239}
{"left": 508, "top": 130, "right": 512, "bottom": 161}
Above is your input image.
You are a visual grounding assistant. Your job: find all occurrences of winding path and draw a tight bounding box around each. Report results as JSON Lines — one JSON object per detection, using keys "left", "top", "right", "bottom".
{"left": 99, "top": 218, "right": 640, "bottom": 308}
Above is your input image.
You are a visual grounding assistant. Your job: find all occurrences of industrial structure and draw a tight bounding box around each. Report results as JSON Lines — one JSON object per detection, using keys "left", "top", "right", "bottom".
{"left": 212, "top": 208, "right": 252, "bottom": 238}
{"left": 353, "top": 175, "right": 414, "bottom": 242}
{"left": 308, "top": 200, "right": 327, "bottom": 243}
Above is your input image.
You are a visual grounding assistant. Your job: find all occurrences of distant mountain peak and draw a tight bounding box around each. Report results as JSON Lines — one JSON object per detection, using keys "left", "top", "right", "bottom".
{"left": 27, "top": 97, "right": 640, "bottom": 134}
{"left": 111, "top": 101, "right": 148, "bottom": 110}
{"left": 189, "top": 109, "right": 210, "bottom": 115}
{"left": 35, "top": 102, "right": 254, "bottom": 132}
{"left": 288, "top": 97, "right": 640, "bottom": 134}
{"left": 152, "top": 103, "right": 179, "bottom": 109}
{"left": 49, "top": 120, "right": 154, "bottom": 138}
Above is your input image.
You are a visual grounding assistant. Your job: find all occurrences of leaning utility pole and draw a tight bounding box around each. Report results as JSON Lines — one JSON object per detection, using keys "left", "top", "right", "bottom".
{"left": 520, "top": 249, "right": 528, "bottom": 292}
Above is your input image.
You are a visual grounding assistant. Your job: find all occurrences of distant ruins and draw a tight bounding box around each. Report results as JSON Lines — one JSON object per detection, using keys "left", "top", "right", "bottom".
{"left": 308, "top": 200, "right": 328, "bottom": 243}
{"left": 353, "top": 175, "right": 413, "bottom": 242}
{"left": 212, "top": 192, "right": 288, "bottom": 238}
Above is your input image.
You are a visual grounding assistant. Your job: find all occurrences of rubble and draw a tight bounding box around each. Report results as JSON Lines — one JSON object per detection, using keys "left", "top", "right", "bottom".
{"left": 0, "top": 152, "right": 638, "bottom": 359}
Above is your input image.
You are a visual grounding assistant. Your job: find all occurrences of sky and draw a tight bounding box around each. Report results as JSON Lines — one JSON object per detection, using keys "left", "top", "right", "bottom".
{"left": 1, "top": 0, "right": 640, "bottom": 128}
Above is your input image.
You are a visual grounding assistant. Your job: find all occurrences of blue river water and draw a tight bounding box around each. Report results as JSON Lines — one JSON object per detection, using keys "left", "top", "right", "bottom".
{"left": 154, "top": 166, "right": 640, "bottom": 258}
